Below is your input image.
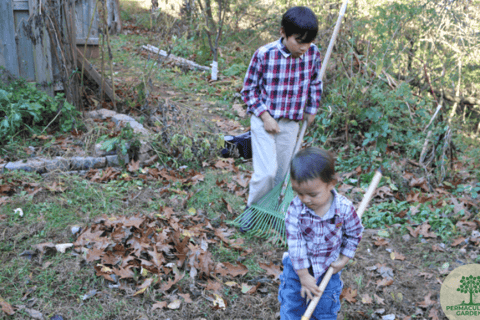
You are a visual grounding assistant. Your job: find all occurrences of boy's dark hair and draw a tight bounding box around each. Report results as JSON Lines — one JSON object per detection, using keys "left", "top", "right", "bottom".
{"left": 281, "top": 6, "right": 319, "bottom": 43}
{"left": 290, "top": 147, "right": 336, "bottom": 184}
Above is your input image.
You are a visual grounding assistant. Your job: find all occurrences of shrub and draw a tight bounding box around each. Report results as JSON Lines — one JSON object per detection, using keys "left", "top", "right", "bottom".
{"left": 0, "top": 79, "right": 80, "bottom": 144}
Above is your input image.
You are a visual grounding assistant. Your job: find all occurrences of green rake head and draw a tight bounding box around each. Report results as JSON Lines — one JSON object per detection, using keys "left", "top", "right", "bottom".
{"left": 229, "top": 179, "right": 296, "bottom": 246}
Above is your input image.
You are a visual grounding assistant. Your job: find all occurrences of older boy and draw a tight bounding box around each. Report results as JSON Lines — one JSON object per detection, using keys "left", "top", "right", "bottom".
{"left": 241, "top": 6, "right": 323, "bottom": 211}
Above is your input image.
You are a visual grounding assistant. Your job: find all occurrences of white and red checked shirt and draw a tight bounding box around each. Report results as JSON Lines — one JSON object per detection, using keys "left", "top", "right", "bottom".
{"left": 285, "top": 189, "right": 364, "bottom": 281}
{"left": 241, "top": 38, "right": 322, "bottom": 120}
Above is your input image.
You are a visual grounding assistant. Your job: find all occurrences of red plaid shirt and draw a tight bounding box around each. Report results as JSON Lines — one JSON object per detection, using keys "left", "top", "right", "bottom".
{"left": 285, "top": 189, "right": 364, "bottom": 281}
{"left": 241, "top": 38, "right": 322, "bottom": 120}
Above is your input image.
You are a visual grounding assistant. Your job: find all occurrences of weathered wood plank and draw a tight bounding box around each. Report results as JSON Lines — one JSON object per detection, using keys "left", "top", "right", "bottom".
{"left": 76, "top": 47, "right": 119, "bottom": 102}
{"left": 29, "top": 0, "right": 54, "bottom": 96}
{"left": 0, "top": 0, "right": 20, "bottom": 77}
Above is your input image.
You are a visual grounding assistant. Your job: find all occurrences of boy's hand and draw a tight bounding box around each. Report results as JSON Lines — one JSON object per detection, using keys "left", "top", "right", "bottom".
{"left": 297, "top": 269, "right": 321, "bottom": 300}
{"left": 330, "top": 254, "right": 350, "bottom": 274}
{"left": 260, "top": 112, "right": 280, "bottom": 134}
{"left": 305, "top": 113, "right": 316, "bottom": 127}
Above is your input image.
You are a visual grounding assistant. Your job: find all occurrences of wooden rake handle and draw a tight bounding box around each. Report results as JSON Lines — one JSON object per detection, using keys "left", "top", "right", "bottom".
{"left": 301, "top": 169, "right": 383, "bottom": 320}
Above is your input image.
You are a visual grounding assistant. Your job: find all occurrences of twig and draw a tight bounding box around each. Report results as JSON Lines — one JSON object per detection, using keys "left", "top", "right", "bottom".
{"left": 423, "top": 64, "right": 438, "bottom": 103}
{"left": 419, "top": 131, "right": 432, "bottom": 165}
{"left": 447, "top": 59, "right": 462, "bottom": 124}
{"left": 424, "top": 104, "right": 443, "bottom": 132}
{"left": 440, "top": 127, "right": 452, "bottom": 181}
{"left": 41, "top": 109, "right": 62, "bottom": 134}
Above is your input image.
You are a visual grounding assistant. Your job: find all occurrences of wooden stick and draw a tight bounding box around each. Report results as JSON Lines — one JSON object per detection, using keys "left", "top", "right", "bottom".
{"left": 141, "top": 45, "right": 211, "bottom": 72}
{"left": 76, "top": 47, "right": 119, "bottom": 103}
{"left": 301, "top": 169, "right": 383, "bottom": 320}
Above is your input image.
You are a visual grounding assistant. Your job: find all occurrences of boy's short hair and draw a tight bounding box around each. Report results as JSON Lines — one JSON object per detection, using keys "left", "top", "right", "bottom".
{"left": 290, "top": 147, "right": 336, "bottom": 184}
{"left": 281, "top": 6, "right": 319, "bottom": 43}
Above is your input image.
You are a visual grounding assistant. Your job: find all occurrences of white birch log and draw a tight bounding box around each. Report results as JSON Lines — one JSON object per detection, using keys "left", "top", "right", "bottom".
{"left": 141, "top": 44, "right": 211, "bottom": 72}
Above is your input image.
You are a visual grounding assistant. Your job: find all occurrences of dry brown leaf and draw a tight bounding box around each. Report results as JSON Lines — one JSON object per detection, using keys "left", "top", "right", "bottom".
{"left": 0, "top": 296, "right": 15, "bottom": 315}
{"left": 418, "top": 292, "right": 435, "bottom": 308}
{"left": 152, "top": 301, "right": 168, "bottom": 311}
{"left": 222, "top": 262, "right": 248, "bottom": 277}
{"left": 376, "top": 278, "right": 394, "bottom": 289}
{"left": 337, "top": 183, "right": 354, "bottom": 195}
{"left": 451, "top": 197, "right": 467, "bottom": 215}
{"left": 245, "top": 283, "right": 261, "bottom": 294}
{"left": 340, "top": 287, "right": 357, "bottom": 303}
{"left": 133, "top": 278, "right": 155, "bottom": 296}
{"left": 418, "top": 223, "right": 437, "bottom": 238}
{"left": 375, "top": 185, "right": 393, "bottom": 198}
{"left": 429, "top": 306, "right": 440, "bottom": 320}
{"left": 410, "top": 177, "right": 429, "bottom": 192}
{"left": 259, "top": 261, "right": 282, "bottom": 281}
{"left": 205, "top": 279, "right": 222, "bottom": 293}
{"left": 232, "top": 104, "right": 246, "bottom": 117}
{"left": 361, "top": 294, "right": 373, "bottom": 304}
{"left": 451, "top": 237, "right": 466, "bottom": 247}
{"left": 221, "top": 198, "right": 233, "bottom": 214}
{"left": 373, "top": 294, "right": 385, "bottom": 305}
{"left": 232, "top": 174, "right": 250, "bottom": 188}
{"left": 418, "top": 272, "right": 434, "bottom": 279}
{"left": 179, "top": 293, "right": 193, "bottom": 303}
{"left": 392, "top": 251, "right": 406, "bottom": 261}
{"left": 374, "top": 238, "right": 389, "bottom": 246}
{"left": 34, "top": 242, "right": 56, "bottom": 254}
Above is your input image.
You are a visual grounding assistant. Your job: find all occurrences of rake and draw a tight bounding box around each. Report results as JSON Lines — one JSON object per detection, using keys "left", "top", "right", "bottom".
{"left": 230, "top": 0, "right": 350, "bottom": 244}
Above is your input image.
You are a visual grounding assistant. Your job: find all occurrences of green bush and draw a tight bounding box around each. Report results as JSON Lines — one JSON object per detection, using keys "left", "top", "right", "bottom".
{"left": 0, "top": 79, "right": 79, "bottom": 144}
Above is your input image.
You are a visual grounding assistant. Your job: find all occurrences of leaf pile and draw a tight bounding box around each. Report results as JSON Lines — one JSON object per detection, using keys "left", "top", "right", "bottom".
{"left": 71, "top": 207, "right": 278, "bottom": 308}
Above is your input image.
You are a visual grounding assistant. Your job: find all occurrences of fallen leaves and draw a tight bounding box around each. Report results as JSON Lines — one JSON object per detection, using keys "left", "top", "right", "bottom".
{"left": 406, "top": 223, "right": 437, "bottom": 238}
{"left": 0, "top": 296, "right": 15, "bottom": 316}
{"left": 63, "top": 206, "right": 276, "bottom": 305}
{"left": 259, "top": 261, "right": 282, "bottom": 281}
{"left": 340, "top": 287, "right": 358, "bottom": 303}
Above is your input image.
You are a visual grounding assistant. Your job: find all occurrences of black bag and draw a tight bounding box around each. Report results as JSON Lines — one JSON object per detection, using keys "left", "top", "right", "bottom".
{"left": 221, "top": 131, "right": 252, "bottom": 159}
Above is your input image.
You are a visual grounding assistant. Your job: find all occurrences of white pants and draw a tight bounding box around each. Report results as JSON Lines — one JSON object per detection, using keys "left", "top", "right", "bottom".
{"left": 248, "top": 115, "right": 300, "bottom": 206}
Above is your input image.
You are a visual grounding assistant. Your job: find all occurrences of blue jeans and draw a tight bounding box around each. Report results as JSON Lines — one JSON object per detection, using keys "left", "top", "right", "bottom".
{"left": 278, "top": 256, "right": 343, "bottom": 320}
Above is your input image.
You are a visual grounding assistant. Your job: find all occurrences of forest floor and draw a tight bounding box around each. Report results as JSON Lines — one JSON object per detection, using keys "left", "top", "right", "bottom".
{"left": 1, "top": 13, "right": 480, "bottom": 320}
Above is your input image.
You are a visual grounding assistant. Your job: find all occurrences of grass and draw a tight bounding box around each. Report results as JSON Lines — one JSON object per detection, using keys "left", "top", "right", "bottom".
{"left": 186, "top": 169, "right": 247, "bottom": 220}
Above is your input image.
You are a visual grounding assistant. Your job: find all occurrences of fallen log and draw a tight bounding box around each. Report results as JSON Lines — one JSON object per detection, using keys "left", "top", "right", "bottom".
{"left": 76, "top": 47, "right": 120, "bottom": 103}
{"left": 141, "top": 44, "right": 211, "bottom": 72}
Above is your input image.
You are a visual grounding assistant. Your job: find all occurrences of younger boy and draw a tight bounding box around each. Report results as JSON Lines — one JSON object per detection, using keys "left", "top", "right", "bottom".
{"left": 279, "top": 147, "right": 364, "bottom": 319}
{"left": 241, "top": 6, "right": 323, "bottom": 210}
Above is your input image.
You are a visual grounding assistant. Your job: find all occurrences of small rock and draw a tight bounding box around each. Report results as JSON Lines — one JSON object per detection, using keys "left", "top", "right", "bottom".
{"left": 382, "top": 315, "right": 396, "bottom": 320}
{"left": 402, "top": 234, "right": 410, "bottom": 242}
{"left": 374, "top": 308, "right": 385, "bottom": 314}
{"left": 86, "top": 108, "right": 117, "bottom": 119}
{"left": 112, "top": 114, "right": 149, "bottom": 135}
{"left": 20, "top": 250, "right": 37, "bottom": 260}
{"left": 71, "top": 226, "right": 81, "bottom": 235}
{"left": 82, "top": 289, "right": 97, "bottom": 301}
